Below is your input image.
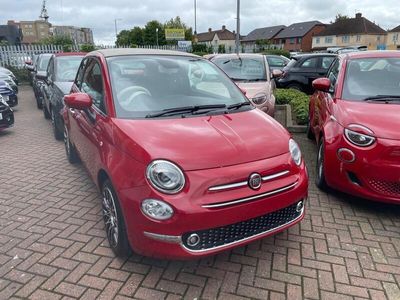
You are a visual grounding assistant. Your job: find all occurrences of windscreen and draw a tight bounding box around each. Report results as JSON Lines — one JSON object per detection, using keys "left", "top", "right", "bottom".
{"left": 37, "top": 55, "right": 51, "bottom": 71}
{"left": 107, "top": 55, "right": 248, "bottom": 119}
{"left": 342, "top": 57, "right": 400, "bottom": 100}
{"left": 55, "top": 56, "right": 84, "bottom": 82}
{"left": 212, "top": 56, "right": 267, "bottom": 81}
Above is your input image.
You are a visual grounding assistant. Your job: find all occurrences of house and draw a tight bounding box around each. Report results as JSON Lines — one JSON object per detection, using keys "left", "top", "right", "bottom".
{"left": 387, "top": 25, "right": 400, "bottom": 50}
{"left": 274, "top": 21, "right": 326, "bottom": 52}
{"left": 241, "top": 25, "right": 286, "bottom": 49}
{"left": 195, "top": 25, "right": 236, "bottom": 52}
{"left": 0, "top": 24, "right": 22, "bottom": 45}
{"left": 312, "top": 13, "right": 387, "bottom": 51}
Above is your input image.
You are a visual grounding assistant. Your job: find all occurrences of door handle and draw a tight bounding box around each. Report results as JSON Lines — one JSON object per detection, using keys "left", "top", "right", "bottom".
{"left": 69, "top": 108, "right": 76, "bottom": 116}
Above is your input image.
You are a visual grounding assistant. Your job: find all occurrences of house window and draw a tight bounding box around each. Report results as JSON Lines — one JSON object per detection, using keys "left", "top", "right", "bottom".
{"left": 325, "top": 37, "right": 333, "bottom": 44}
{"left": 342, "top": 36, "right": 350, "bottom": 43}
{"left": 356, "top": 35, "right": 361, "bottom": 42}
{"left": 298, "top": 37, "right": 302, "bottom": 43}
{"left": 393, "top": 34, "right": 399, "bottom": 42}
{"left": 316, "top": 37, "right": 320, "bottom": 44}
{"left": 377, "top": 36, "right": 381, "bottom": 41}
{"left": 289, "top": 38, "right": 295, "bottom": 44}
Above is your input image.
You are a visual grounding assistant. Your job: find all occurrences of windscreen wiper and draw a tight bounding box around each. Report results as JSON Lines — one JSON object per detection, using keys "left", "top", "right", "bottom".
{"left": 226, "top": 102, "right": 252, "bottom": 110}
{"left": 145, "top": 104, "right": 227, "bottom": 118}
{"left": 363, "top": 95, "right": 400, "bottom": 102}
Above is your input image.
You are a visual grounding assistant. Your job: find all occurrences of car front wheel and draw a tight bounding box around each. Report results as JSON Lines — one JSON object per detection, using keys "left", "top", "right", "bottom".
{"left": 101, "top": 180, "right": 131, "bottom": 257}
{"left": 64, "top": 126, "right": 79, "bottom": 164}
{"left": 315, "top": 137, "right": 328, "bottom": 190}
{"left": 51, "top": 109, "right": 63, "bottom": 140}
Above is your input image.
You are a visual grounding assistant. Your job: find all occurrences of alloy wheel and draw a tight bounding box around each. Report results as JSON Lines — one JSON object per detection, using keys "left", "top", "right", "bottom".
{"left": 102, "top": 187, "right": 119, "bottom": 248}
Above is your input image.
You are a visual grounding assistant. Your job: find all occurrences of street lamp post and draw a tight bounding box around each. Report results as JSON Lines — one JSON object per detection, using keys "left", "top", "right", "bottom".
{"left": 236, "top": 0, "right": 240, "bottom": 54}
{"left": 114, "top": 18, "right": 122, "bottom": 44}
{"left": 156, "top": 28, "right": 159, "bottom": 47}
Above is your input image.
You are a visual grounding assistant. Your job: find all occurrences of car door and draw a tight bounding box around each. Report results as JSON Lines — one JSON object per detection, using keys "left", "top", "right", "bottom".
{"left": 312, "top": 59, "right": 340, "bottom": 142}
{"left": 73, "top": 57, "right": 108, "bottom": 180}
{"left": 317, "top": 56, "right": 335, "bottom": 77}
{"left": 43, "top": 56, "right": 55, "bottom": 111}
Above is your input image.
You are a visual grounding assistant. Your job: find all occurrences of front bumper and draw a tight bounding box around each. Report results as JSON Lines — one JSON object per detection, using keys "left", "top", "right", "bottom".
{"left": 118, "top": 153, "right": 308, "bottom": 259}
{"left": 0, "top": 106, "right": 14, "bottom": 130}
{"left": 324, "top": 130, "right": 400, "bottom": 203}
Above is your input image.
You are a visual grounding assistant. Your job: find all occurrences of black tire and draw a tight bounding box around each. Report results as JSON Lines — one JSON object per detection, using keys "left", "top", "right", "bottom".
{"left": 43, "top": 104, "right": 51, "bottom": 119}
{"left": 51, "top": 109, "right": 63, "bottom": 140}
{"left": 287, "top": 83, "right": 304, "bottom": 92}
{"left": 64, "top": 126, "right": 79, "bottom": 164}
{"left": 315, "top": 137, "right": 328, "bottom": 190}
{"left": 101, "top": 180, "right": 131, "bottom": 257}
{"left": 35, "top": 94, "right": 43, "bottom": 109}
{"left": 306, "top": 120, "right": 314, "bottom": 140}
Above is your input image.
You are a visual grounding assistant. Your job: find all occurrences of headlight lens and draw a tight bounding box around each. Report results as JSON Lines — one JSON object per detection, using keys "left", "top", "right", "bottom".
{"left": 141, "top": 199, "right": 174, "bottom": 220}
{"left": 344, "top": 128, "right": 375, "bottom": 147}
{"left": 251, "top": 93, "right": 268, "bottom": 105}
{"left": 146, "top": 160, "right": 185, "bottom": 194}
{"left": 289, "top": 139, "right": 302, "bottom": 166}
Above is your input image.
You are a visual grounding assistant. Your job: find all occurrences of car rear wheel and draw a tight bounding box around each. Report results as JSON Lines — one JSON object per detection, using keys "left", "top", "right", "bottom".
{"left": 101, "top": 180, "right": 131, "bottom": 257}
{"left": 35, "top": 95, "right": 43, "bottom": 109}
{"left": 51, "top": 109, "right": 63, "bottom": 140}
{"left": 306, "top": 120, "right": 314, "bottom": 140}
{"left": 64, "top": 126, "right": 79, "bottom": 164}
{"left": 315, "top": 137, "right": 328, "bottom": 190}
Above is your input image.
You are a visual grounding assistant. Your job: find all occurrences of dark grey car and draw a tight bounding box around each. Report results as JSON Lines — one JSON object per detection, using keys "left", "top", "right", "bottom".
{"left": 32, "top": 53, "right": 52, "bottom": 109}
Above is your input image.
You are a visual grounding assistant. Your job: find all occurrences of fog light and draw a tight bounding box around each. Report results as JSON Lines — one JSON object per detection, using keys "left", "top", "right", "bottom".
{"left": 187, "top": 234, "right": 200, "bottom": 247}
{"left": 337, "top": 148, "right": 355, "bottom": 163}
{"left": 141, "top": 199, "right": 174, "bottom": 220}
{"left": 296, "top": 201, "right": 304, "bottom": 213}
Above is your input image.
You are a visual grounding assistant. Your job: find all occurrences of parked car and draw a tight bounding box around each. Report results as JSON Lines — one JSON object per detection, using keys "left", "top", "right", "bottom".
{"left": 277, "top": 53, "right": 336, "bottom": 94}
{"left": 62, "top": 49, "right": 308, "bottom": 259}
{"left": 0, "top": 95, "right": 14, "bottom": 131}
{"left": 309, "top": 51, "right": 400, "bottom": 204}
{"left": 0, "top": 81, "right": 18, "bottom": 107}
{"left": 26, "top": 54, "right": 40, "bottom": 85}
{"left": 265, "top": 55, "right": 290, "bottom": 71}
{"left": 32, "top": 53, "right": 52, "bottom": 109}
{"left": 211, "top": 53, "right": 281, "bottom": 116}
{"left": 0, "top": 73, "right": 18, "bottom": 94}
{"left": 0, "top": 67, "right": 18, "bottom": 85}
{"left": 40, "top": 52, "right": 85, "bottom": 139}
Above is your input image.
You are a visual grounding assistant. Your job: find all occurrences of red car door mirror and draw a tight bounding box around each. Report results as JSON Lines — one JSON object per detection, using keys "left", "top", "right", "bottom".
{"left": 312, "top": 78, "right": 331, "bottom": 92}
{"left": 64, "top": 93, "right": 93, "bottom": 110}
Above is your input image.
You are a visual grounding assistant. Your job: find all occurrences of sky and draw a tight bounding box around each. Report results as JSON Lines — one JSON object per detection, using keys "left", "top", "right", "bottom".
{"left": 2, "top": 0, "right": 399, "bottom": 44}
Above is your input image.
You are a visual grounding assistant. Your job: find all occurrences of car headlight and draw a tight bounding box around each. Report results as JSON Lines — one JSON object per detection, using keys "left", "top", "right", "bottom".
{"left": 344, "top": 125, "right": 375, "bottom": 147}
{"left": 289, "top": 139, "right": 302, "bottom": 166}
{"left": 146, "top": 160, "right": 185, "bottom": 194}
{"left": 251, "top": 93, "right": 268, "bottom": 105}
{"left": 141, "top": 199, "right": 174, "bottom": 220}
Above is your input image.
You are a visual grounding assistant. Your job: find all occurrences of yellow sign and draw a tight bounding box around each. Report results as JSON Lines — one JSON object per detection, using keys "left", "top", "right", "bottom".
{"left": 165, "top": 28, "right": 185, "bottom": 40}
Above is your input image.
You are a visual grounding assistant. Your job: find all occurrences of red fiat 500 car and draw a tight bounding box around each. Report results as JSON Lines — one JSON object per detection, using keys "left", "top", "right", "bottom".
{"left": 63, "top": 49, "right": 308, "bottom": 259}
{"left": 309, "top": 51, "right": 400, "bottom": 204}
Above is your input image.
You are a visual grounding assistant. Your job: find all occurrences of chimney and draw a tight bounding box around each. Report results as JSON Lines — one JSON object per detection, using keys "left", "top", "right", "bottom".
{"left": 208, "top": 28, "right": 212, "bottom": 33}
{"left": 356, "top": 13, "right": 362, "bottom": 19}
{"left": 222, "top": 25, "right": 226, "bottom": 31}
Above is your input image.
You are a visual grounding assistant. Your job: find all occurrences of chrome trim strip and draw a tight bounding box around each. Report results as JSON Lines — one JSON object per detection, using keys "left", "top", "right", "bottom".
{"left": 208, "top": 170, "right": 290, "bottom": 192}
{"left": 203, "top": 181, "right": 298, "bottom": 208}
{"left": 143, "top": 232, "right": 182, "bottom": 244}
{"left": 182, "top": 203, "right": 305, "bottom": 253}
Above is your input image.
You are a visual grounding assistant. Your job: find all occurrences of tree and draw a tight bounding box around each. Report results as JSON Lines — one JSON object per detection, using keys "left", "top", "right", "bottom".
{"left": 165, "top": 16, "right": 193, "bottom": 42}
{"left": 332, "top": 14, "right": 349, "bottom": 23}
{"left": 40, "top": 35, "right": 73, "bottom": 52}
{"left": 116, "top": 30, "right": 131, "bottom": 46}
{"left": 130, "top": 27, "right": 144, "bottom": 46}
{"left": 143, "top": 20, "right": 165, "bottom": 45}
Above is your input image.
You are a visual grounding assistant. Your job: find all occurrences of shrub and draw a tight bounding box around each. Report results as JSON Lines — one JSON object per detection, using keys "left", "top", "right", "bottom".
{"left": 192, "top": 51, "right": 209, "bottom": 57}
{"left": 275, "top": 88, "right": 309, "bottom": 125}
{"left": 5, "top": 65, "right": 30, "bottom": 84}
{"left": 263, "top": 49, "right": 290, "bottom": 58}
{"left": 80, "top": 44, "right": 96, "bottom": 52}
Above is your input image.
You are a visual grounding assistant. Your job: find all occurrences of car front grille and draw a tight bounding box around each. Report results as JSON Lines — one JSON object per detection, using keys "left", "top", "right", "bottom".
{"left": 182, "top": 202, "right": 303, "bottom": 251}
{"left": 368, "top": 179, "right": 400, "bottom": 198}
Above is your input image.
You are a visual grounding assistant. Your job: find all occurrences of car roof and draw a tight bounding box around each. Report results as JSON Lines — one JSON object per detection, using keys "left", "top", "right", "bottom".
{"left": 53, "top": 52, "right": 87, "bottom": 57}
{"left": 293, "top": 53, "right": 337, "bottom": 59}
{"left": 210, "top": 53, "right": 266, "bottom": 60}
{"left": 92, "top": 48, "right": 199, "bottom": 58}
{"left": 341, "top": 50, "right": 400, "bottom": 60}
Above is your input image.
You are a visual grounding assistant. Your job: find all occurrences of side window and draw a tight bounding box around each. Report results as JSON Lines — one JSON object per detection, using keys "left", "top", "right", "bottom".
{"left": 81, "top": 60, "right": 106, "bottom": 114}
{"left": 300, "top": 57, "right": 318, "bottom": 68}
{"left": 47, "top": 58, "right": 54, "bottom": 79}
{"left": 267, "top": 57, "right": 286, "bottom": 67}
{"left": 321, "top": 57, "right": 335, "bottom": 70}
{"left": 75, "top": 59, "right": 87, "bottom": 89}
{"left": 327, "top": 59, "right": 339, "bottom": 93}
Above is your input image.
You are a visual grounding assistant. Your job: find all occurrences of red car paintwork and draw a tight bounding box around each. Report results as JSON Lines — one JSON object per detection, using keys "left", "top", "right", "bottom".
{"left": 309, "top": 51, "right": 400, "bottom": 203}
{"left": 63, "top": 50, "right": 308, "bottom": 259}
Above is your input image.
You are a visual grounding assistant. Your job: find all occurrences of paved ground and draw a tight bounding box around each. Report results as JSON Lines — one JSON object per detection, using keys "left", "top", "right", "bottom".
{"left": 1, "top": 86, "right": 400, "bottom": 300}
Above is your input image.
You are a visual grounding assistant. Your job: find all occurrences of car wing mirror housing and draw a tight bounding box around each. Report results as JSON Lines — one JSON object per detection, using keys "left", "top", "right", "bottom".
{"left": 272, "top": 69, "right": 283, "bottom": 78}
{"left": 64, "top": 93, "right": 92, "bottom": 110}
{"left": 312, "top": 77, "right": 331, "bottom": 92}
{"left": 36, "top": 71, "right": 48, "bottom": 81}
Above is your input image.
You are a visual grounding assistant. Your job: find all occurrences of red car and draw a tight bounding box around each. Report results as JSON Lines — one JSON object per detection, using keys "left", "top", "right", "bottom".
{"left": 63, "top": 49, "right": 308, "bottom": 259}
{"left": 309, "top": 51, "right": 400, "bottom": 204}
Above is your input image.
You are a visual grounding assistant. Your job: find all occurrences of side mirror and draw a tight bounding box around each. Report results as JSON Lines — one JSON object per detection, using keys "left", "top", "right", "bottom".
{"left": 27, "top": 65, "right": 34, "bottom": 72}
{"left": 312, "top": 78, "right": 331, "bottom": 92}
{"left": 272, "top": 69, "right": 283, "bottom": 78}
{"left": 36, "top": 71, "right": 48, "bottom": 81}
{"left": 64, "top": 93, "right": 92, "bottom": 110}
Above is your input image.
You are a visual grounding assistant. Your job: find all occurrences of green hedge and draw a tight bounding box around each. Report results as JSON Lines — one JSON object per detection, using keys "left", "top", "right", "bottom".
{"left": 263, "top": 49, "right": 290, "bottom": 58}
{"left": 275, "top": 88, "right": 309, "bottom": 125}
{"left": 5, "top": 65, "right": 30, "bottom": 84}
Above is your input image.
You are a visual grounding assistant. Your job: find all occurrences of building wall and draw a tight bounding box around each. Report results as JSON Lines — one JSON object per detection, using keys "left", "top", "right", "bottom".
{"left": 387, "top": 32, "right": 400, "bottom": 50}
{"left": 19, "top": 21, "right": 51, "bottom": 44}
{"left": 0, "top": 25, "right": 22, "bottom": 45}
{"left": 52, "top": 26, "right": 94, "bottom": 45}
{"left": 313, "top": 34, "right": 388, "bottom": 50}
{"left": 300, "top": 25, "right": 326, "bottom": 52}
{"left": 312, "top": 35, "right": 338, "bottom": 49}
